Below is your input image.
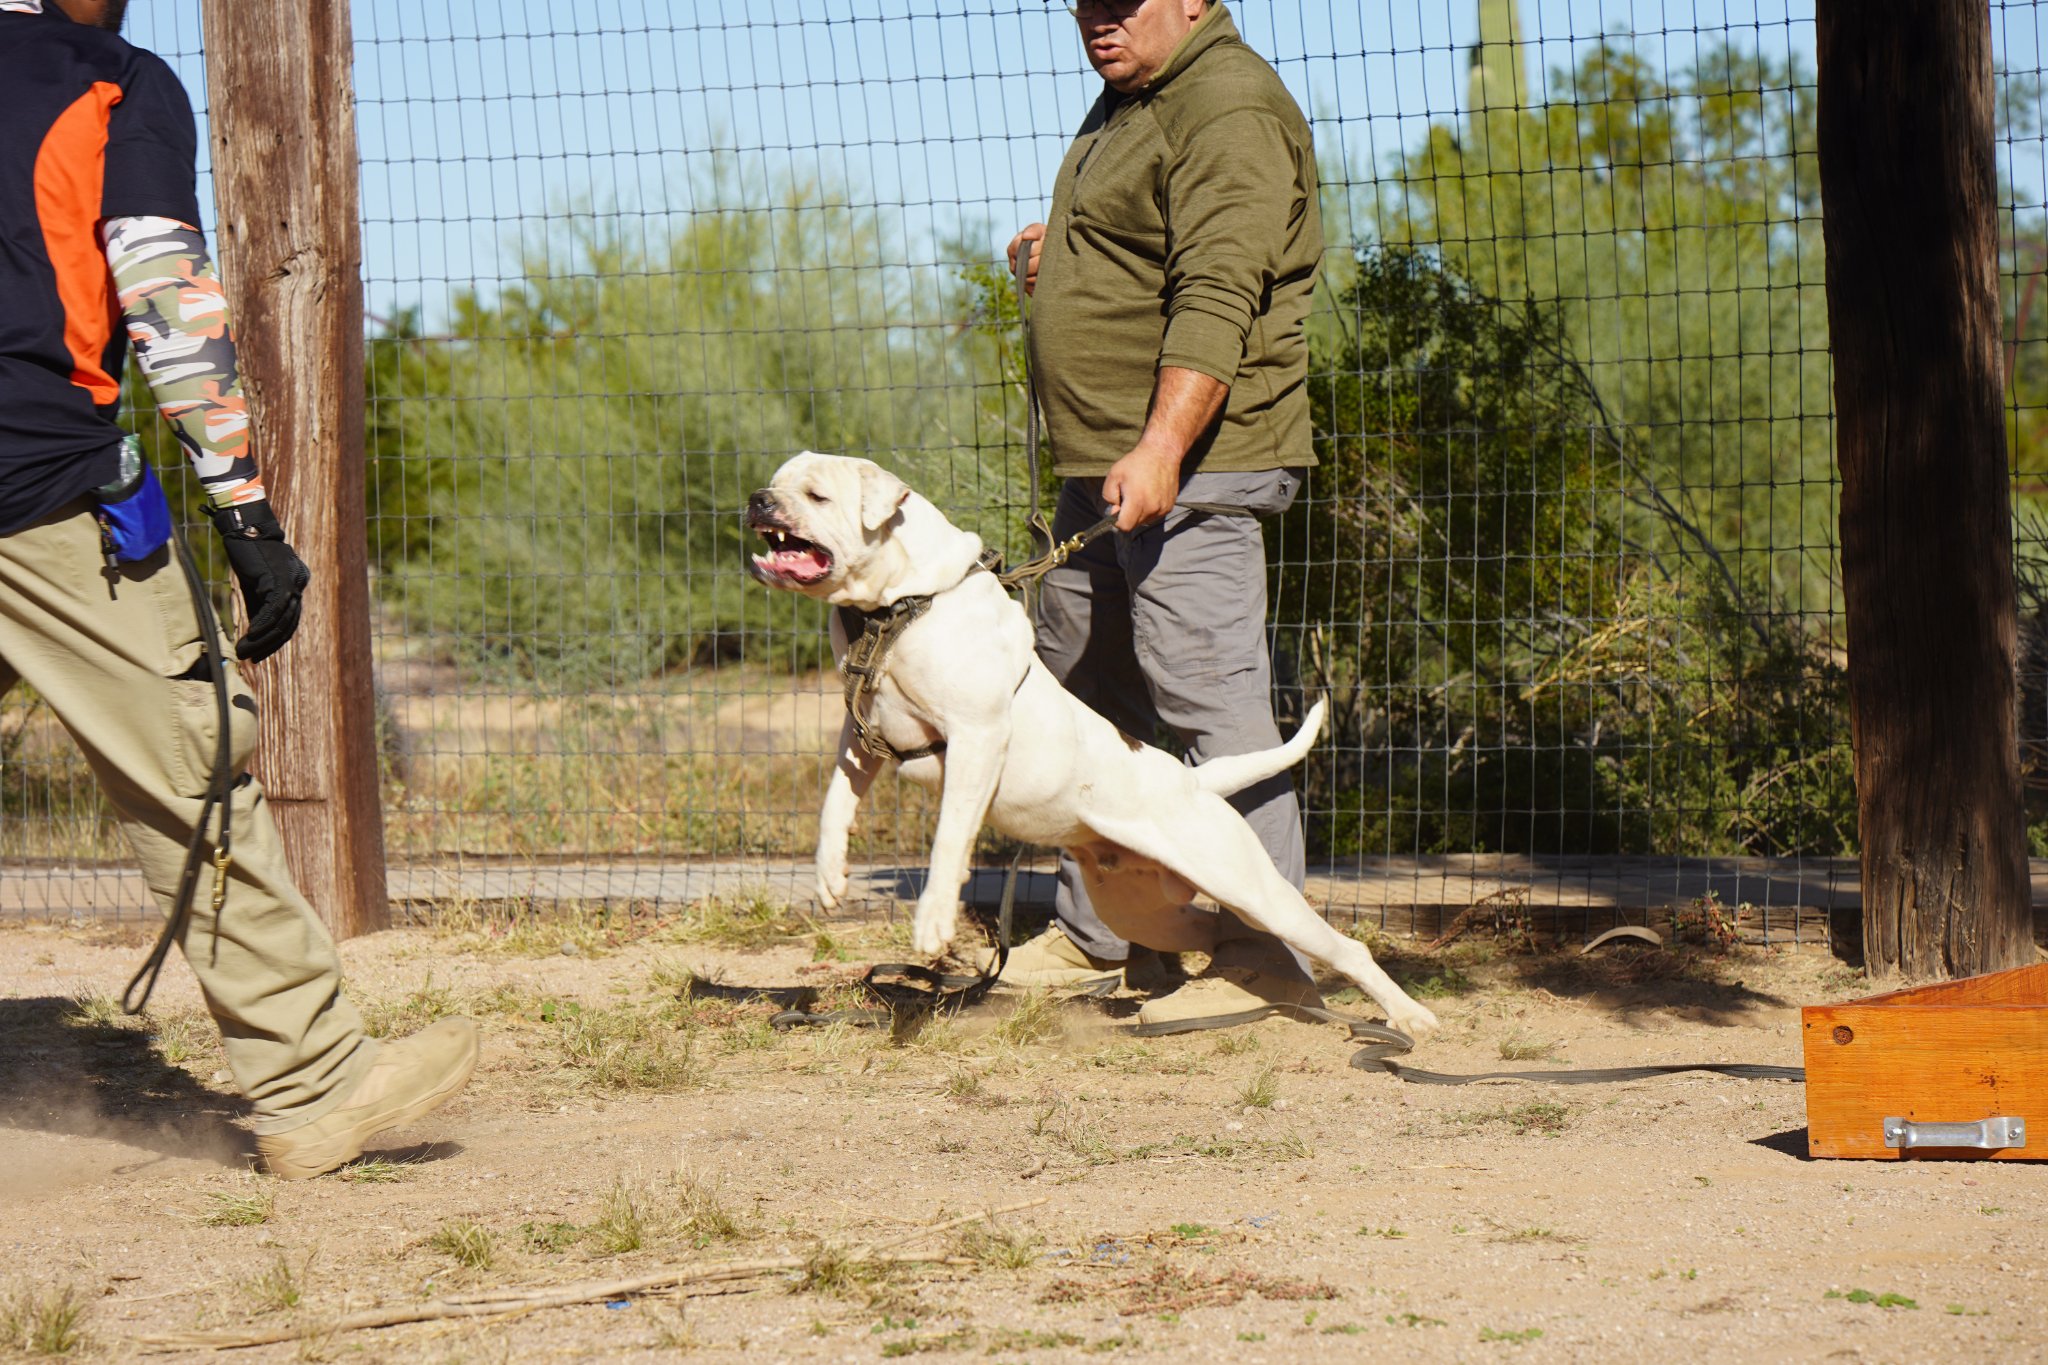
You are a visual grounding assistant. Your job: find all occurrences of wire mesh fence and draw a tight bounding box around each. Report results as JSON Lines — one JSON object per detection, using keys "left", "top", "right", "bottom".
{"left": 2, "top": 0, "right": 2044, "bottom": 943}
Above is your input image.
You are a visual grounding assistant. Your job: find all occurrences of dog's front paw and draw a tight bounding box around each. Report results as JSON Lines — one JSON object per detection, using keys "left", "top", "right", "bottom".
{"left": 814, "top": 854, "right": 849, "bottom": 911}
{"left": 910, "top": 894, "right": 959, "bottom": 957}
{"left": 1388, "top": 1002, "right": 1441, "bottom": 1043}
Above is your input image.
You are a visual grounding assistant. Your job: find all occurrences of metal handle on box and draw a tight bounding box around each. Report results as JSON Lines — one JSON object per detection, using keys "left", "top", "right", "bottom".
{"left": 1881, "top": 1116, "right": 2026, "bottom": 1150}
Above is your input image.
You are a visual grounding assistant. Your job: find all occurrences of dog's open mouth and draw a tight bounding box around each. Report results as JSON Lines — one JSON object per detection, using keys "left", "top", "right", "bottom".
{"left": 750, "top": 524, "right": 833, "bottom": 585}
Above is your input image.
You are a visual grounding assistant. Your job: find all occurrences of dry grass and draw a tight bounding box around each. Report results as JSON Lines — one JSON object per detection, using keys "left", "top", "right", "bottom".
{"left": 336, "top": 1157, "right": 414, "bottom": 1184}
{"left": 63, "top": 990, "right": 126, "bottom": 1030}
{"left": 200, "top": 1184, "right": 276, "bottom": 1228}
{"left": 431, "top": 900, "right": 636, "bottom": 958}
{"left": 147, "top": 1009, "right": 216, "bottom": 1066}
{"left": 1029, "top": 1101, "right": 1118, "bottom": 1166}
{"left": 673, "top": 1166, "right": 747, "bottom": 1246}
{"left": 1040, "top": 1263, "right": 1338, "bottom": 1316}
{"left": 360, "top": 977, "right": 465, "bottom": 1040}
{"left": 1454, "top": 1101, "right": 1571, "bottom": 1135}
{"left": 795, "top": 1241, "right": 906, "bottom": 1301}
{"left": 952, "top": 1220, "right": 1043, "bottom": 1270}
{"left": 942, "top": 1069, "right": 1002, "bottom": 1107}
{"left": 239, "top": 1253, "right": 306, "bottom": 1314}
{"left": 552, "top": 1004, "right": 712, "bottom": 1092}
{"left": 586, "top": 1167, "right": 746, "bottom": 1257}
{"left": 1237, "top": 1063, "right": 1280, "bottom": 1109}
{"left": 0, "top": 1282, "right": 89, "bottom": 1356}
{"left": 427, "top": 1220, "right": 497, "bottom": 1271}
{"left": 987, "top": 990, "right": 1064, "bottom": 1048}
{"left": 660, "top": 891, "right": 809, "bottom": 950}
{"left": 1497, "top": 1031, "right": 1560, "bottom": 1062}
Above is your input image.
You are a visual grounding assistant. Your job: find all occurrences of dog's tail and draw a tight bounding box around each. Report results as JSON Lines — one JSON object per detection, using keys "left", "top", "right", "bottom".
{"left": 1190, "top": 698, "right": 1326, "bottom": 798}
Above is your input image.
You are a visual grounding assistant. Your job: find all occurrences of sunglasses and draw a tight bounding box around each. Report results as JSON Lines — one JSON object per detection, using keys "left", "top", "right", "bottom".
{"left": 1068, "top": 0, "right": 1154, "bottom": 17}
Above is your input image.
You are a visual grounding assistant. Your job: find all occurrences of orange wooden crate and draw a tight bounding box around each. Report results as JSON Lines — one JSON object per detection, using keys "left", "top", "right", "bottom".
{"left": 1802, "top": 963, "right": 2048, "bottom": 1160}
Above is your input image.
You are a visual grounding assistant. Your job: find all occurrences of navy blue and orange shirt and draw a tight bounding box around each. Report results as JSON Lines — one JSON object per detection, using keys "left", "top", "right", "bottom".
{"left": 0, "top": 3, "right": 199, "bottom": 535}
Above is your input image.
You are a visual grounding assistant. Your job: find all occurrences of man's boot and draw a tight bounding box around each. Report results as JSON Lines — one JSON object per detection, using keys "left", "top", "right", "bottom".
{"left": 1133, "top": 936, "right": 1323, "bottom": 1034}
{"left": 257, "top": 1017, "right": 480, "bottom": 1179}
{"left": 990, "top": 923, "right": 1123, "bottom": 993}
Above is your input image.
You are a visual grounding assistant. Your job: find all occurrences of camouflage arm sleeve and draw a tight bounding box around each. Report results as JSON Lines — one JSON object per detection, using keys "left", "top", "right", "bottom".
{"left": 101, "top": 214, "right": 265, "bottom": 509}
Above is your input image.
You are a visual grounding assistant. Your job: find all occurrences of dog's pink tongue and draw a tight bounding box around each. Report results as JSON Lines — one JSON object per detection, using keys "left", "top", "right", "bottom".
{"left": 775, "top": 545, "right": 828, "bottom": 579}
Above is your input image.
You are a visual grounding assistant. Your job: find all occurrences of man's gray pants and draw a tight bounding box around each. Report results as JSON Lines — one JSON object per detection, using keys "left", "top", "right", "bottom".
{"left": 1033, "top": 467, "right": 1310, "bottom": 970}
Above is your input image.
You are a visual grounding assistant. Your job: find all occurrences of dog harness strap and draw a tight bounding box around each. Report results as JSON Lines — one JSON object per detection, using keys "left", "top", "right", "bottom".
{"left": 838, "top": 595, "right": 943, "bottom": 763}
{"left": 835, "top": 550, "right": 1014, "bottom": 765}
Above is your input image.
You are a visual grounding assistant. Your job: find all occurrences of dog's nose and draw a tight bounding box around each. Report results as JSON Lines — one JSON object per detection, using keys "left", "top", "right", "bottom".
{"left": 746, "top": 490, "right": 776, "bottom": 520}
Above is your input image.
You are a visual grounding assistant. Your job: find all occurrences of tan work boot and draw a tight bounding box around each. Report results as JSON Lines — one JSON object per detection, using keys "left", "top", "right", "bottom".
{"left": 990, "top": 924, "right": 1123, "bottom": 994}
{"left": 1134, "top": 938, "right": 1323, "bottom": 1035}
{"left": 257, "top": 1018, "right": 480, "bottom": 1180}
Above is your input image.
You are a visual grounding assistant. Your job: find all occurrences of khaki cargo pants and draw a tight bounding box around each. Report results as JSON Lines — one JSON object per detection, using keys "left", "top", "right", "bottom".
{"left": 0, "top": 501, "right": 373, "bottom": 1135}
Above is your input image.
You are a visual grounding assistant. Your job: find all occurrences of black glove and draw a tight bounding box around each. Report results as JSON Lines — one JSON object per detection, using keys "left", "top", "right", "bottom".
{"left": 208, "top": 499, "right": 310, "bottom": 663}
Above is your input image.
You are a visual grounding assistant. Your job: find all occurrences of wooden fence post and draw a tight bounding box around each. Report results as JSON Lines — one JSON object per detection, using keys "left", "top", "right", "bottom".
{"left": 199, "top": 0, "right": 388, "bottom": 939}
{"left": 1817, "top": 0, "right": 2030, "bottom": 977}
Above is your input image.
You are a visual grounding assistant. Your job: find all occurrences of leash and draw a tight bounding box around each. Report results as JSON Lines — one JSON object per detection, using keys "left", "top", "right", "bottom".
{"left": 681, "top": 856, "right": 1024, "bottom": 1033}
{"left": 1133, "top": 1000, "right": 1803, "bottom": 1084}
{"left": 1341, "top": 1014, "right": 1805, "bottom": 1085}
{"left": 1013, "top": 241, "right": 1054, "bottom": 612}
{"left": 123, "top": 520, "right": 235, "bottom": 1015}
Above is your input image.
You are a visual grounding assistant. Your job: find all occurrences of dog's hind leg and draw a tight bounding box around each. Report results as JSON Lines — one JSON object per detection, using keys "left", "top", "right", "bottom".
{"left": 1074, "top": 844, "right": 1224, "bottom": 954}
{"left": 1086, "top": 801, "right": 1440, "bottom": 1040}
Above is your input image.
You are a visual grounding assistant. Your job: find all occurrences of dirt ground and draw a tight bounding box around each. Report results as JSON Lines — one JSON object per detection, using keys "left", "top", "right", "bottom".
{"left": 2, "top": 906, "right": 2044, "bottom": 1363}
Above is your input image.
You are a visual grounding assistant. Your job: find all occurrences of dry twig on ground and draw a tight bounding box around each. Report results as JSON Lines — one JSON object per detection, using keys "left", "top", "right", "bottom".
{"left": 134, "top": 1197, "right": 1049, "bottom": 1353}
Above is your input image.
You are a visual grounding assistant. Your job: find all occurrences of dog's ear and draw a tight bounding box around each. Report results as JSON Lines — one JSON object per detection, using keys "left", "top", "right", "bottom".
{"left": 858, "top": 463, "right": 911, "bottom": 532}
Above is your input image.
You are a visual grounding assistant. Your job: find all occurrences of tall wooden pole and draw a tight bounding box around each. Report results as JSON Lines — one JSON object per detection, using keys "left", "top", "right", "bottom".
{"left": 1817, "top": 0, "right": 2030, "bottom": 978}
{"left": 200, "top": 0, "right": 388, "bottom": 938}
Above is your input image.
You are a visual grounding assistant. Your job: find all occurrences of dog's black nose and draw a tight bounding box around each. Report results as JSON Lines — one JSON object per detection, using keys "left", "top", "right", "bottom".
{"left": 746, "top": 490, "right": 776, "bottom": 520}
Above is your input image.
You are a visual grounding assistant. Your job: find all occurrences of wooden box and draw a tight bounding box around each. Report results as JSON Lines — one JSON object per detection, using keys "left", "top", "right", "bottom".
{"left": 1802, "top": 963, "right": 2048, "bottom": 1160}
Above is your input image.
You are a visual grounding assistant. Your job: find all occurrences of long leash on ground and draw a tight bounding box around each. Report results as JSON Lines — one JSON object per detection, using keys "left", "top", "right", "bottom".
{"left": 682, "top": 857, "right": 1040, "bottom": 1033}
{"left": 1337, "top": 1013, "right": 1803, "bottom": 1085}
{"left": 1137, "top": 1000, "right": 1802, "bottom": 1084}
{"left": 123, "top": 521, "right": 236, "bottom": 1015}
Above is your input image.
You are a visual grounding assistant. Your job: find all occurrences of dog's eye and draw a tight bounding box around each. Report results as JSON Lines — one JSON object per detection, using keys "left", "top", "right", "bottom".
{"left": 806, "top": 491, "right": 830, "bottom": 504}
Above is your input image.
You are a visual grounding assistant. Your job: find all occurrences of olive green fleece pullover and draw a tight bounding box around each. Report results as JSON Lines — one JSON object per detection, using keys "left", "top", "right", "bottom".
{"left": 1028, "top": 3, "right": 1322, "bottom": 477}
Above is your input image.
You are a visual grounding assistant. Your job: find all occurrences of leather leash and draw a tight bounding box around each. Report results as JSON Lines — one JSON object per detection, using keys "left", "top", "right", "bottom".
{"left": 123, "top": 521, "right": 236, "bottom": 1015}
{"left": 681, "top": 855, "right": 1024, "bottom": 1033}
{"left": 1132, "top": 999, "right": 1803, "bottom": 1084}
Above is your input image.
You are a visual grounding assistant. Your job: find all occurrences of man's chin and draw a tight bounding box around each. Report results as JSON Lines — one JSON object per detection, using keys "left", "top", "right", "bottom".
{"left": 1086, "top": 51, "right": 1133, "bottom": 83}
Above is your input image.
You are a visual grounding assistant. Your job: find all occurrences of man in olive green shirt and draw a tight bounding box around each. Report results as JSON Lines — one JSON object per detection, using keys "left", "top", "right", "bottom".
{"left": 1003, "top": 0, "right": 1325, "bottom": 1028}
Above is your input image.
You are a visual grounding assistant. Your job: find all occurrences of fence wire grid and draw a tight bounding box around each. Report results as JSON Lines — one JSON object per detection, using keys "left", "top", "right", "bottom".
{"left": 2, "top": 0, "right": 2045, "bottom": 944}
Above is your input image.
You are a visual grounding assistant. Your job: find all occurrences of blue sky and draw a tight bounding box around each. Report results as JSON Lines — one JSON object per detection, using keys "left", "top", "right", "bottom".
{"left": 121, "top": 0, "right": 2040, "bottom": 328}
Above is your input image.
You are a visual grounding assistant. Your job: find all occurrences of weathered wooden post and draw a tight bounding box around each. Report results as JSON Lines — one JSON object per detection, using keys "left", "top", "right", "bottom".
{"left": 1817, "top": 0, "right": 2031, "bottom": 977}
{"left": 200, "top": 0, "right": 388, "bottom": 938}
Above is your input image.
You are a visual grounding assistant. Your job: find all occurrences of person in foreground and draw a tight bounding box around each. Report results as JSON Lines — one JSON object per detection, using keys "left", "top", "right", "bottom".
{"left": 1004, "top": 0, "right": 1327, "bottom": 1027}
{"left": 0, "top": 0, "right": 475, "bottom": 1178}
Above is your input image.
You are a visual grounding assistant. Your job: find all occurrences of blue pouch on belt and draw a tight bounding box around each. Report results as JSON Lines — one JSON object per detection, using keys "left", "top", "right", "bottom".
{"left": 94, "top": 437, "right": 173, "bottom": 564}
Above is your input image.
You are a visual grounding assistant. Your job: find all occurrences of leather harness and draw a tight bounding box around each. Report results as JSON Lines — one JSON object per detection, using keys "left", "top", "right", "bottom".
{"left": 834, "top": 546, "right": 1007, "bottom": 763}
{"left": 834, "top": 505, "right": 1267, "bottom": 766}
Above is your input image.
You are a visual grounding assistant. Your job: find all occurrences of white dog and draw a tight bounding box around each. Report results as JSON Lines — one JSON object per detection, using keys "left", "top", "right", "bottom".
{"left": 746, "top": 452, "right": 1439, "bottom": 1040}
